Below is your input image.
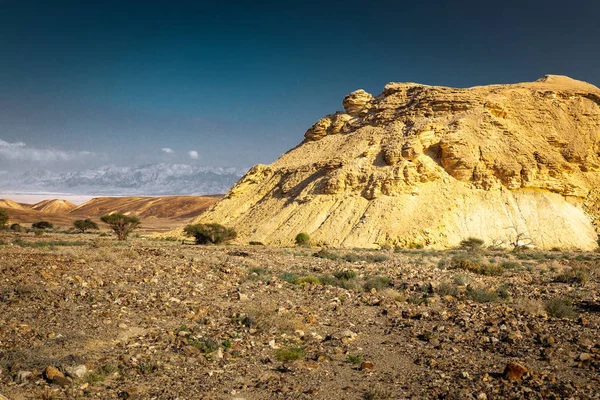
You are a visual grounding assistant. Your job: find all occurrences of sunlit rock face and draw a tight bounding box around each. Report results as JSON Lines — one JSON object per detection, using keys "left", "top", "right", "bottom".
{"left": 190, "top": 75, "right": 600, "bottom": 250}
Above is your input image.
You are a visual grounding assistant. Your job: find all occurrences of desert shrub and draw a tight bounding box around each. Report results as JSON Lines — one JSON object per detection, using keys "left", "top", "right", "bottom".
{"left": 545, "top": 298, "right": 577, "bottom": 319}
{"left": 183, "top": 223, "right": 236, "bottom": 245}
{"left": 32, "top": 221, "right": 53, "bottom": 230}
{"left": 100, "top": 214, "right": 140, "bottom": 241}
{"left": 448, "top": 255, "right": 504, "bottom": 276}
{"left": 280, "top": 272, "right": 299, "bottom": 284}
{"left": 347, "top": 354, "right": 362, "bottom": 364}
{"left": 460, "top": 237, "right": 484, "bottom": 251}
{"left": 333, "top": 270, "right": 358, "bottom": 280}
{"left": 248, "top": 267, "right": 270, "bottom": 280}
{"left": 452, "top": 273, "right": 471, "bottom": 286}
{"left": 9, "top": 223, "right": 21, "bottom": 232}
{"left": 33, "top": 229, "right": 44, "bottom": 237}
{"left": 275, "top": 346, "right": 305, "bottom": 361}
{"left": 0, "top": 208, "right": 8, "bottom": 228}
{"left": 73, "top": 218, "right": 99, "bottom": 233}
{"left": 555, "top": 265, "right": 590, "bottom": 285}
{"left": 437, "top": 282, "right": 459, "bottom": 297}
{"left": 297, "top": 275, "right": 321, "bottom": 285}
{"left": 363, "top": 276, "right": 392, "bottom": 292}
{"left": 466, "top": 287, "right": 498, "bottom": 303}
{"left": 342, "top": 253, "right": 361, "bottom": 262}
{"left": 364, "top": 253, "right": 390, "bottom": 263}
{"left": 313, "top": 250, "right": 339, "bottom": 260}
{"left": 501, "top": 261, "right": 521, "bottom": 270}
{"left": 515, "top": 297, "right": 546, "bottom": 316}
{"left": 295, "top": 232, "right": 310, "bottom": 246}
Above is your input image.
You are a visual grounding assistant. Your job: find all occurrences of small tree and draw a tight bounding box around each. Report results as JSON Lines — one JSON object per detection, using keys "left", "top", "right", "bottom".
{"left": 184, "top": 223, "right": 237, "bottom": 245}
{"left": 73, "top": 218, "right": 99, "bottom": 233}
{"left": 0, "top": 208, "right": 8, "bottom": 229}
{"left": 100, "top": 214, "right": 140, "bottom": 240}
{"left": 460, "top": 237, "right": 484, "bottom": 252}
{"left": 32, "top": 221, "right": 53, "bottom": 230}
{"left": 295, "top": 232, "right": 310, "bottom": 246}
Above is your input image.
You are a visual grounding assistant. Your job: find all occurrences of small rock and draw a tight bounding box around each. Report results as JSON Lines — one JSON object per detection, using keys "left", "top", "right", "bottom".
{"left": 359, "top": 361, "right": 375, "bottom": 371}
{"left": 44, "top": 365, "right": 64, "bottom": 381}
{"left": 238, "top": 293, "right": 249, "bottom": 301}
{"left": 477, "top": 393, "right": 487, "bottom": 400}
{"left": 16, "top": 370, "right": 32, "bottom": 383}
{"left": 53, "top": 375, "right": 72, "bottom": 387}
{"left": 578, "top": 353, "right": 592, "bottom": 362}
{"left": 503, "top": 361, "right": 528, "bottom": 381}
{"left": 66, "top": 364, "right": 88, "bottom": 379}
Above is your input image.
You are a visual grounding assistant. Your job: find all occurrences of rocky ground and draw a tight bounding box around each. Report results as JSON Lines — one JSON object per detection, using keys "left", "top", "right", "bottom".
{"left": 1, "top": 231, "right": 599, "bottom": 399}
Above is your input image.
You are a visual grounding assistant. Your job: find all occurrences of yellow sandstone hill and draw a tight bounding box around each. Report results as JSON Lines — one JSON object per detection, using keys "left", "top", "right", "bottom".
{"left": 31, "top": 199, "right": 77, "bottom": 214}
{"left": 190, "top": 75, "right": 600, "bottom": 250}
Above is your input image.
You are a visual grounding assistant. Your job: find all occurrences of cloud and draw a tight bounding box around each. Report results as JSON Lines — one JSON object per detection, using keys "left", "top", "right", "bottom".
{"left": 0, "top": 138, "right": 97, "bottom": 163}
{"left": 161, "top": 147, "right": 174, "bottom": 154}
{"left": 188, "top": 150, "right": 199, "bottom": 160}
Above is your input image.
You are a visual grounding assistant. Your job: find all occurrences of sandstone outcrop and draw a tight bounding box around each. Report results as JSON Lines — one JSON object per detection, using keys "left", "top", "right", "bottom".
{"left": 191, "top": 75, "right": 600, "bottom": 249}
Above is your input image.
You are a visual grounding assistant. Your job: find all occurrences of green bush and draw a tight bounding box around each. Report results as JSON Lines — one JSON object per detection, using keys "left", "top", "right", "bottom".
{"left": 295, "top": 232, "right": 310, "bottom": 246}
{"left": 363, "top": 276, "right": 392, "bottom": 291}
{"left": 466, "top": 287, "right": 498, "bottom": 303}
{"left": 100, "top": 214, "right": 140, "bottom": 241}
{"left": 460, "top": 237, "right": 484, "bottom": 251}
{"left": 183, "top": 223, "right": 236, "bottom": 245}
{"left": 73, "top": 218, "right": 99, "bottom": 233}
{"left": 333, "top": 270, "right": 358, "bottom": 280}
{"left": 9, "top": 223, "right": 21, "bottom": 232}
{"left": 437, "top": 282, "right": 459, "bottom": 297}
{"left": 0, "top": 208, "right": 8, "bottom": 228}
{"left": 545, "top": 298, "right": 577, "bottom": 319}
{"left": 32, "top": 221, "right": 53, "bottom": 230}
{"left": 275, "top": 346, "right": 305, "bottom": 361}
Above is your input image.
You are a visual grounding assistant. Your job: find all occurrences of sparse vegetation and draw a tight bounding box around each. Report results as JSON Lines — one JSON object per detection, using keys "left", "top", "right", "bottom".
{"left": 9, "top": 223, "right": 21, "bottom": 232}
{"left": 459, "top": 237, "right": 484, "bottom": 252}
{"left": 100, "top": 213, "right": 140, "bottom": 240}
{"left": 73, "top": 218, "right": 99, "bottom": 233}
{"left": 275, "top": 346, "right": 305, "bottom": 361}
{"left": 183, "top": 223, "right": 236, "bottom": 244}
{"left": 295, "top": 232, "right": 310, "bottom": 246}
{"left": 347, "top": 354, "right": 362, "bottom": 364}
{"left": 545, "top": 298, "right": 577, "bottom": 319}
{"left": 0, "top": 208, "right": 8, "bottom": 228}
{"left": 32, "top": 221, "right": 53, "bottom": 230}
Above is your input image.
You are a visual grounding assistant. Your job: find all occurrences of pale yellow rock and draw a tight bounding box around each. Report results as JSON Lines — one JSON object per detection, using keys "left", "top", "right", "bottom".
{"left": 177, "top": 75, "right": 600, "bottom": 250}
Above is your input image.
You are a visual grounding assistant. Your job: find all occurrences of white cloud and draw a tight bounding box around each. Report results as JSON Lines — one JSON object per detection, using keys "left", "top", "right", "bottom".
{"left": 188, "top": 150, "right": 199, "bottom": 160}
{"left": 0, "top": 138, "right": 96, "bottom": 163}
{"left": 161, "top": 147, "right": 174, "bottom": 154}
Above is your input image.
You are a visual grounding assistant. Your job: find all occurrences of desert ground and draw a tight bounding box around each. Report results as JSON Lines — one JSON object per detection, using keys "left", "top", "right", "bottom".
{"left": 1, "top": 230, "right": 599, "bottom": 399}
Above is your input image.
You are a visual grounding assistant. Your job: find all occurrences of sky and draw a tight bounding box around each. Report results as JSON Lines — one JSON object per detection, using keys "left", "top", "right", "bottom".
{"left": 0, "top": 0, "right": 599, "bottom": 176}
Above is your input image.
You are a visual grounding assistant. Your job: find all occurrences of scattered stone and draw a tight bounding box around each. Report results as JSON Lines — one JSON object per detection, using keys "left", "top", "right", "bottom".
{"left": 65, "top": 364, "right": 88, "bottom": 379}
{"left": 503, "top": 362, "right": 528, "bottom": 381}
{"left": 359, "top": 361, "right": 375, "bottom": 371}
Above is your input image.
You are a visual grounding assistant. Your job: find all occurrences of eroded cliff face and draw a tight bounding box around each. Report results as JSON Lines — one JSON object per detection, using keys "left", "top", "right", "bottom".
{"left": 192, "top": 75, "right": 600, "bottom": 249}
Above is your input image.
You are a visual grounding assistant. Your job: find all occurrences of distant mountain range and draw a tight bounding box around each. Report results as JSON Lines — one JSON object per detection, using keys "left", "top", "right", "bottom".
{"left": 0, "top": 163, "right": 245, "bottom": 195}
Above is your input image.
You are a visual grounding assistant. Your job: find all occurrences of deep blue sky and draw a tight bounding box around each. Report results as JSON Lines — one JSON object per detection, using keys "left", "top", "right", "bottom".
{"left": 0, "top": 0, "right": 599, "bottom": 172}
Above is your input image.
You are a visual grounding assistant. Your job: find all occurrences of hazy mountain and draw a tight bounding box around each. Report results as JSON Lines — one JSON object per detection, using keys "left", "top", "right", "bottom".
{"left": 0, "top": 163, "right": 244, "bottom": 195}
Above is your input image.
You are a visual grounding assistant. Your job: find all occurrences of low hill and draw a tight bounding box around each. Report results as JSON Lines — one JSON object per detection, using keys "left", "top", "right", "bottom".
{"left": 31, "top": 199, "right": 77, "bottom": 214}
{"left": 0, "top": 199, "right": 28, "bottom": 210}
{"left": 70, "top": 195, "right": 221, "bottom": 219}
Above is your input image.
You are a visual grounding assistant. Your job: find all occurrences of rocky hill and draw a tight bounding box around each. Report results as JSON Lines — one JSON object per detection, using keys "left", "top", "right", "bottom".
{"left": 192, "top": 75, "right": 600, "bottom": 250}
{"left": 31, "top": 199, "right": 77, "bottom": 214}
